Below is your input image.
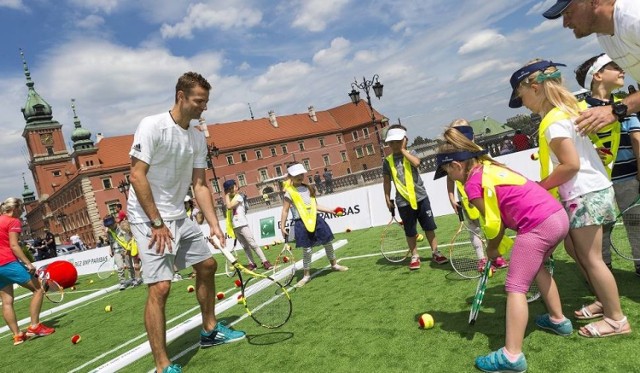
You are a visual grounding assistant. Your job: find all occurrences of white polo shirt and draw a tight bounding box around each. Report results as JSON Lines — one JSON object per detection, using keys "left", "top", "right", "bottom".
{"left": 127, "top": 112, "right": 208, "bottom": 223}
{"left": 598, "top": 0, "right": 640, "bottom": 81}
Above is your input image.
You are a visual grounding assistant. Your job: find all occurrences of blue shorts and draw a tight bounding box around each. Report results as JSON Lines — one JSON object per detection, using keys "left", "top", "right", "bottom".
{"left": 398, "top": 198, "right": 437, "bottom": 237}
{"left": 0, "top": 261, "right": 33, "bottom": 289}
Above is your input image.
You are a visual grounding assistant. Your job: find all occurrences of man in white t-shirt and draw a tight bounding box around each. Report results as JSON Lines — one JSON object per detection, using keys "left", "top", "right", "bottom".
{"left": 127, "top": 72, "right": 245, "bottom": 373}
{"left": 543, "top": 0, "right": 640, "bottom": 134}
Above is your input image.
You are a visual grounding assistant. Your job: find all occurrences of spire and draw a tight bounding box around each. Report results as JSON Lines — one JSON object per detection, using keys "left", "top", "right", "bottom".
{"left": 20, "top": 49, "right": 53, "bottom": 124}
{"left": 21, "top": 173, "right": 36, "bottom": 203}
{"left": 70, "top": 99, "right": 95, "bottom": 151}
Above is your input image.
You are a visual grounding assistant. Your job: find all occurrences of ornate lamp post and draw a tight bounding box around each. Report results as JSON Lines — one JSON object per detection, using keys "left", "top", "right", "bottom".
{"left": 55, "top": 212, "right": 67, "bottom": 233}
{"left": 207, "top": 143, "right": 220, "bottom": 194}
{"left": 349, "top": 75, "right": 385, "bottom": 160}
{"left": 118, "top": 179, "right": 130, "bottom": 200}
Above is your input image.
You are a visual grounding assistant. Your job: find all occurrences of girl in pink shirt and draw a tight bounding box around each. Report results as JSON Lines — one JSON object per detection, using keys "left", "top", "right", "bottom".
{"left": 436, "top": 128, "right": 571, "bottom": 373}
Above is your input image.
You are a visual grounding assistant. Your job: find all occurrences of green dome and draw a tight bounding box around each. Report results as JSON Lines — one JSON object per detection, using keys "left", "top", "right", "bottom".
{"left": 71, "top": 126, "right": 92, "bottom": 141}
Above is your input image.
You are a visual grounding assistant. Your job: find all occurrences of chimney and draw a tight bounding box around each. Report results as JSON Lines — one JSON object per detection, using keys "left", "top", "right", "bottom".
{"left": 96, "top": 132, "right": 104, "bottom": 143}
{"left": 308, "top": 106, "right": 317, "bottom": 122}
{"left": 268, "top": 110, "right": 278, "bottom": 128}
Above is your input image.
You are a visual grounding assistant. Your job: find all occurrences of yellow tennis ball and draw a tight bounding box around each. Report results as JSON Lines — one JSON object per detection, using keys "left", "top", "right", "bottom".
{"left": 416, "top": 233, "right": 424, "bottom": 242}
{"left": 89, "top": 279, "right": 94, "bottom": 284}
{"left": 419, "top": 313, "right": 434, "bottom": 329}
{"left": 187, "top": 285, "right": 195, "bottom": 293}
{"left": 489, "top": 268, "right": 495, "bottom": 278}
{"left": 530, "top": 152, "right": 539, "bottom": 161}
{"left": 104, "top": 305, "right": 112, "bottom": 312}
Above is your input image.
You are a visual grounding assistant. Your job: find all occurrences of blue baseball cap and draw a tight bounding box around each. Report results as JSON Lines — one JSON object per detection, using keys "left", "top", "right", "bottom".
{"left": 103, "top": 216, "right": 116, "bottom": 227}
{"left": 543, "top": 0, "right": 573, "bottom": 20}
{"left": 223, "top": 179, "right": 236, "bottom": 191}
{"left": 508, "top": 60, "right": 566, "bottom": 108}
{"left": 433, "top": 150, "right": 488, "bottom": 180}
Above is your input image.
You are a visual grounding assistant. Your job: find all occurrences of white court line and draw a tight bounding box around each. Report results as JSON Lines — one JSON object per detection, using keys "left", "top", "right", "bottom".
{"left": 85, "top": 239, "right": 348, "bottom": 373}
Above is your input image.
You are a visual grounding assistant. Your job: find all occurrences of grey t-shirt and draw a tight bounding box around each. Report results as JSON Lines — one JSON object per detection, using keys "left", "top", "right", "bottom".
{"left": 382, "top": 152, "right": 428, "bottom": 208}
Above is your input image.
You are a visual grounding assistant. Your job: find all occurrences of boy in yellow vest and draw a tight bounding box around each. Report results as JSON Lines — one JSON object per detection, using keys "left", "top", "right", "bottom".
{"left": 383, "top": 125, "right": 447, "bottom": 270}
{"left": 103, "top": 215, "right": 142, "bottom": 289}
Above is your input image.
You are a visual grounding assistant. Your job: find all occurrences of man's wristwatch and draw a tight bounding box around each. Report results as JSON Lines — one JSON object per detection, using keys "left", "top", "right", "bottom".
{"left": 151, "top": 217, "right": 164, "bottom": 229}
{"left": 612, "top": 101, "right": 628, "bottom": 122}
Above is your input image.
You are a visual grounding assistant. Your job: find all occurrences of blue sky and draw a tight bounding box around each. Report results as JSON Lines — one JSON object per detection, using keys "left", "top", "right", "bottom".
{"left": 0, "top": 0, "right": 624, "bottom": 200}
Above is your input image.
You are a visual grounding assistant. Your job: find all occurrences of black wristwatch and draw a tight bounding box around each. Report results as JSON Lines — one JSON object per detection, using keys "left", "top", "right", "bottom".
{"left": 612, "top": 101, "right": 628, "bottom": 121}
{"left": 151, "top": 217, "right": 164, "bottom": 229}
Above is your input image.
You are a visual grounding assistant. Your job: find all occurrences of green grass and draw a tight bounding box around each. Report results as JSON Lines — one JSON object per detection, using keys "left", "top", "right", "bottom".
{"left": 4, "top": 213, "right": 640, "bottom": 372}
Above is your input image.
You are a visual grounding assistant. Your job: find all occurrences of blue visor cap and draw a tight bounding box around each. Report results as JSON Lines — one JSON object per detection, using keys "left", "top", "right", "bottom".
{"left": 543, "top": 0, "right": 573, "bottom": 19}
{"left": 433, "top": 150, "right": 488, "bottom": 180}
{"left": 508, "top": 60, "right": 566, "bottom": 108}
{"left": 223, "top": 179, "right": 236, "bottom": 191}
{"left": 453, "top": 126, "right": 474, "bottom": 140}
{"left": 103, "top": 216, "right": 116, "bottom": 227}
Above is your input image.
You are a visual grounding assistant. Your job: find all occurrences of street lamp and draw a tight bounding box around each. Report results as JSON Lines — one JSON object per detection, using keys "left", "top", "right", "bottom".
{"left": 118, "top": 179, "right": 130, "bottom": 200}
{"left": 207, "top": 143, "right": 220, "bottom": 194}
{"left": 349, "top": 75, "right": 385, "bottom": 160}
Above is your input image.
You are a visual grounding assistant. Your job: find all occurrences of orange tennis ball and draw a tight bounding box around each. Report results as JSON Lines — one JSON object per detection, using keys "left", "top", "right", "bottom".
{"left": 283, "top": 256, "right": 289, "bottom": 263}
{"left": 71, "top": 334, "right": 82, "bottom": 344}
{"left": 530, "top": 153, "right": 539, "bottom": 161}
{"left": 104, "top": 305, "right": 112, "bottom": 312}
{"left": 216, "top": 291, "right": 225, "bottom": 300}
{"left": 418, "top": 313, "right": 434, "bottom": 329}
{"left": 234, "top": 279, "right": 242, "bottom": 287}
{"left": 187, "top": 285, "right": 195, "bottom": 293}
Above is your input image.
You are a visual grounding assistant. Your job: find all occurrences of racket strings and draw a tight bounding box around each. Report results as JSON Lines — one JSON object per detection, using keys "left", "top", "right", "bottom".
{"left": 244, "top": 278, "right": 291, "bottom": 328}
{"left": 381, "top": 222, "right": 409, "bottom": 262}
{"left": 611, "top": 209, "right": 640, "bottom": 261}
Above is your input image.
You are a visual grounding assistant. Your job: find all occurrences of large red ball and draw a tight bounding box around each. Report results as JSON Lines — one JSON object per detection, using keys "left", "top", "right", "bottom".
{"left": 45, "top": 260, "right": 78, "bottom": 289}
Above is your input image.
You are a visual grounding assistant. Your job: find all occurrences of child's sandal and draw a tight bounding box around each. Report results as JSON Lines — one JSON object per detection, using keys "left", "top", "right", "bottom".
{"left": 578, "top": 316, "right": 632, "bottom": 338}
{"left": 574, "top": 301, "right": 604, "bottom": 320}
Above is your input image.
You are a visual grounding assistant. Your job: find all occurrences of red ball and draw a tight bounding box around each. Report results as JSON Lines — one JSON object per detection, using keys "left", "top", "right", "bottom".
{"left": 216, "top": 291, "right": 225, "bottom": 300}
{"left": 44, "top": 260, "right": 78, "bottom": 289}
{"left": 71, "top": 334, "right": 82, "bottom": 344}
{"left": 283, "top": 256, "right": 289, "bottom": 263}
{"left": 234, "top": 279, "right": 242, "bottom": 287}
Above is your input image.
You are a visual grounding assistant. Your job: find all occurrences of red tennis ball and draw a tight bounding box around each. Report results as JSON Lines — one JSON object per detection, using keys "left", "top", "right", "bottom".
{"left": 71, "top": 334, "right": 82, "bottom": 344}
{"left": 283, "top": 256, "right": 289, "bottom": 263}
{"left": 237, "top": 295, "right": 244, "bottom": 303}
{"left": 418, "top": 314, "right": 434, "bottom": 329}
{"left": 234, "top": 279, "right": 242, "bottom": 287}
{"left": 216, "top": 291, "right": 225, "bottom": 300}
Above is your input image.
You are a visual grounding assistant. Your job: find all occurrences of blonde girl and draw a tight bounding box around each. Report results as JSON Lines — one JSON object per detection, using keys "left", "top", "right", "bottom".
{"left": 509, "top": 59, "right": 630, "bottom": 338}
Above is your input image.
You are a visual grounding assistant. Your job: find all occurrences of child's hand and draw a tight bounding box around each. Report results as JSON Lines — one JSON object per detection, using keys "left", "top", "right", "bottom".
{"left": 334, "top": 207, "right": 345, "bottom": 216}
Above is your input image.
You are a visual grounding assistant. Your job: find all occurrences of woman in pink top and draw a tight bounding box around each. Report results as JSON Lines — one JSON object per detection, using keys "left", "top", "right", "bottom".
{"left": 0, "top": 198, "right": 54, "bottom": 346}
{"left": 435, "top": 128, "right": 571, "bottom": 373}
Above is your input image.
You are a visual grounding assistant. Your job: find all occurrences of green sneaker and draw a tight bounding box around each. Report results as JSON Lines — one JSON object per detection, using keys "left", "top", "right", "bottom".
{"left": 158, "top": 364, "right": 181, "bottom": 373}
{"left": 475, "top": 348, "right": 527, "bottom": 372}
{"left": 535, "top": 314, "right": 573, "bottom": 336}
{"left": 200, "top": 321, "right": 246, "bottom": 348}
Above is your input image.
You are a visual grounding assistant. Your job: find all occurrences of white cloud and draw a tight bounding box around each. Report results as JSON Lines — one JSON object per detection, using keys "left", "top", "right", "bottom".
{"left": 458, "top": 30, "right": 507, "bottom": 55}
{"left": 291, "top": 0, "right": 350, "bottom": 32}
{"left": 313, "top": 37, "right": 350, "bottom": 66}
{"left": 67, "top": 0, "right": 120, "bottom": 14}
{"left": 76, "top": 14, "right": 106, "bottom": 29}
{"left": 457, "top": 59, "right": 501, "bottom": 82}
{"left": 160, "top": 2, "right": 262, "bottom": 39}
{"left": 0, "top": 0, "right": 26, "bottom": 10}
{"left": 531, "top": 19, "right": 561, "bottom": 34}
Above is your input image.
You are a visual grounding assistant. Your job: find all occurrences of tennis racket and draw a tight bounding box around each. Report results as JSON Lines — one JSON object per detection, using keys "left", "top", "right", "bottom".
{"left": 610, "top": 195, "right": 640, "bottom": 262}
{"left": 526, "top": 256, "right": 555, "bottom": 302}
{"left": 469, "top": 259, "right": 492, "bottom": 325}
{"left": 97, "top": 258, "right": 117, "bottom": 280}
{"left": 39, "top": 271, "right": 64, "bottom": 303}
{"left": 273, "top": 233, "right": 295, "bottom": 287}
{"left": 225, "top": 239, "right": 240, "bottom": 278}
{"left": 450, "top": 207, "right": 485, "bottom": 279}
{"left": 211, "top": 236, "right": 292, "bottom": 329}
{"left": 380, "top": 201, "right": 410, "bottom": 263}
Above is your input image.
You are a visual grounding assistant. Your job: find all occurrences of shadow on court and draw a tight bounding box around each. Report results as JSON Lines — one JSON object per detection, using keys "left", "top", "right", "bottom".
{"left": 246, "top": 331, "right": 294, "bottom": 346}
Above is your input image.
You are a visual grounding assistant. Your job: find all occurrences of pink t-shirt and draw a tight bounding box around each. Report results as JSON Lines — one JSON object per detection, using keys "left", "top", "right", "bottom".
{"left": 465, "top": 165, "right": 563, "bottom": 234}
{"left": 0, "top": 215, "right": 21, "bottom": 266}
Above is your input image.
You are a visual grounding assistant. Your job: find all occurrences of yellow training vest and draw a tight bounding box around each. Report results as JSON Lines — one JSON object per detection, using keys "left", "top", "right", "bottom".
{"left": 286, "top": 185, "right": 317, "bottom": 232}
{"left": 586, "top": 98, "right": 622, "bottom": 178}
{"left": 108, "top": 229, "right": 138, "bottom": 256}
{"left": 386, "top": 154, "right": 417, "bottom": 210}
{"left": 225, "top": 195, "right": 240, "bottom": 239}
{"left": 455, "top": 180, "right": 480, "bottom": 220}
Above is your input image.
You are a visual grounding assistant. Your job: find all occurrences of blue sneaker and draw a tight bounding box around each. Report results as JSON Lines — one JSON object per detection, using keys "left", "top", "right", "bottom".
{"left": 161, "top": 364, "right": 182, "bottom": 373}
{"left": 535, "top": 314, "right": 573, "bottom": 336}
{"left": 475, "top": 348, "right": 527, "bottom": 372}
{"left": 200, "top": 321, "right": 246, "bottom": 348}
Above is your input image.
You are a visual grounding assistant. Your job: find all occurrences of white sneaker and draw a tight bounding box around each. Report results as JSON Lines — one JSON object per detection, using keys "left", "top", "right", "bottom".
{"left": 331, "top": 264, "right": 349, "bottom": 272}
{"left": 295, "top": 276, "right": 311, "bottom": 288}
{"left": 172, "top": 273, "right": 183, "bottom": 282}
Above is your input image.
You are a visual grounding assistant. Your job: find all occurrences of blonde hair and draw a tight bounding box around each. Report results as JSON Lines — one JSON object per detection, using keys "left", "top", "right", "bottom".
{"left": 439, "top": 128, "right": 501, "bottom": 170}
{"left": 1, "top": 197, "right": 22, "bottom": 213}
{"left": 519, "top": 58, "right": 580, "bottom": 117}
{"left": 118, "top": 219, "right": 132, "bottom": 235}
{"left": 448, "top": 118, "right": 470, "bottom": 128}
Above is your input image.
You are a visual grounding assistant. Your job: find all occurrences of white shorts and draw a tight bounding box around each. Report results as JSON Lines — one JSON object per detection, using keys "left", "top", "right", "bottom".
{"left": 131, "top": 218, "right": 212, "bottom": 284}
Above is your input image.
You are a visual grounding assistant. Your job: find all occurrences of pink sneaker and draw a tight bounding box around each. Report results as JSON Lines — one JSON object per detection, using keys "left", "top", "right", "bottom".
{"left": 432, "top": 251, "right": 449, "bottom": 265}
{"left": 26, "top": 323, "right": 55, "bottom": 337}
{"left": 409, "top": 258, "right": 421, "bottom": 270}
{"left": 246, "top": 263, "right": 257, "bottom": 270}
{"left": 492, "top": 256, "right": 508, "bottom": 269}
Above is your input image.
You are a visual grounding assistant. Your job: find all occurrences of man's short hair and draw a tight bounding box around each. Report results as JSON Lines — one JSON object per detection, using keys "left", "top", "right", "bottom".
{"left": 175, "top": 72, "right": 212, "bottom": 103}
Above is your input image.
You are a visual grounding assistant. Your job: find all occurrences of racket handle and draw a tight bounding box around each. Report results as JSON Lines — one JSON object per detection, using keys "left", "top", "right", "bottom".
{"left": 211, "top": 236, "right": 236, "bottom": 263}
{"left": 456, "top": 203, "right": 465, "bottom": 222}
{"left": 389, "top": 200, "right": 395, "bottom": 216}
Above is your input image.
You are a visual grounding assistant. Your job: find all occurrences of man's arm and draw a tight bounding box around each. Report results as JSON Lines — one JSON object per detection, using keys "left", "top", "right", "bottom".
{"left": 192, "top": 167, "right": 225, "bottom": 246}
{"left": 129, "top": 157, "right": 173, "bottom": 253}
{"left": 576, "top": 91, "right": 640, "bottom": 134}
